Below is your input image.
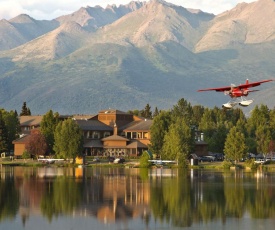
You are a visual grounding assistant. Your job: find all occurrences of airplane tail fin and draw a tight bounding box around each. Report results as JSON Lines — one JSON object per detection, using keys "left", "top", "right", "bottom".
{"left": 246, "top": 79, "right": 249, "bottom": 85}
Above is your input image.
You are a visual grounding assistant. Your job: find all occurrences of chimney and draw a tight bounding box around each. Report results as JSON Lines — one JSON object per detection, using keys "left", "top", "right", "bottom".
{"left": 114, "top": 123, "right": 118, "bottom": 135}
{"left": 201, "top": 132, "right": 204, "bottom": 142}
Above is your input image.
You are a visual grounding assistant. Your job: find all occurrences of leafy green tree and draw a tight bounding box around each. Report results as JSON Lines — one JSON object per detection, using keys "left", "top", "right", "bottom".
{"left": 53, "top": 119, "right": 83, "bottom": 163}
{"left": 149, "top": 111, "right": 171, "bottom": 157}
{"left": 161, "top": 118, "right": 193, "bottom": 166}
{"left": 25, "top": 130, "right": 47, "bottom": 159}
{"left": 20, "top": 102, "right": 31, "bottom": 116}
{"left": 127, "top": 109, "right": 140, "bottom": 116}
{"left": 224, "top": 126, "right": 247, "bottom": 162}
{"left": 40, "top": 110, "right": 60, "bottom": 154}
{"left": 0, "top": 112, "right": 8, "bottom": 153}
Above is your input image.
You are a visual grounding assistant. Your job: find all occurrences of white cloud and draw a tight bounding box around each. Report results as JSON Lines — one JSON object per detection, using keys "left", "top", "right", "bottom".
{"left": 0, "top": 0, "right": 257, "bottom": 20}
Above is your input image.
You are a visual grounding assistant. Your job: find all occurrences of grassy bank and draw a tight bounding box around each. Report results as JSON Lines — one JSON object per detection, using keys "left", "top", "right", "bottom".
{"left": 2, "top": 158, "right": 275, "bottom": 171}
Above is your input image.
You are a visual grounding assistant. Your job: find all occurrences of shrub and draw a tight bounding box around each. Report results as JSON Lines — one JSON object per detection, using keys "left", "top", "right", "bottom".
{"left": 222, "top": 160, "right": 234, "bottom": 169}
{"left": 139, "top": 151, "right": 151, "bottom": 168}
{"left": 245, "top": 159, "right": 258, "bottom": 170}
{"left": 178, "top": 154, "right": 189, "bottom": 168}
{"left": 22, "top": 150, "right": 31, "bottom": 160}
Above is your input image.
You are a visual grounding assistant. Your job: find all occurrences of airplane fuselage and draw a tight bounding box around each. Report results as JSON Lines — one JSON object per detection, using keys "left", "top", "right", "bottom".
{"left": 229, "top": 88, "right": 249, "bottom": 98}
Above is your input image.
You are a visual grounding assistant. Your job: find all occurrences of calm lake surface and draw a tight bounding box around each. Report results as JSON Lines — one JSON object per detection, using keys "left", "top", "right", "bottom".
{"left": 1, "top": 166, "right": 275, "bottom": 230}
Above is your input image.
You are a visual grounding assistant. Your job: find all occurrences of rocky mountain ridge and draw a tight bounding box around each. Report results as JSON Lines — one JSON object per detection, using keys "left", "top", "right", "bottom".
{"left": 0, "top": 0, "right": 274, "bottom": 114}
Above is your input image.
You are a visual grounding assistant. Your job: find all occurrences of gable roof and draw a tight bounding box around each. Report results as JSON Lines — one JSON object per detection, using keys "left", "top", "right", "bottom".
{"left": 72, "top": 114, "right": 96, "bottom": 120}
{"left": 123, "top": 119, "right": 153, "bottom": 131}
{"left": 12, "top": 134, "right": 31, "bottom": 144}
{"left": 75, "top": 120, "right": 113, "bottom": 131}
{"left": 20, "top": 116, "right": 43, "bottom": 126}
{"left": 101, "top": 135, "right": 129, "bottom": 141}
{"left": 98, "top": 109, "right": 128, "bottom": 115}
{"left": 126, "top": 140, "right": 148, "bottom": 148}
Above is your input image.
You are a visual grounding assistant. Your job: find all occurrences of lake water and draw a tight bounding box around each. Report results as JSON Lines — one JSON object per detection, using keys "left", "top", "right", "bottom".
{"left": 1, "top": 166, "right": 275, "bottom": 230}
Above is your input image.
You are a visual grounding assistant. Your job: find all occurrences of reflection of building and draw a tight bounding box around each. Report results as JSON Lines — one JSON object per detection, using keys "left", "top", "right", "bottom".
{"left": 95, "top": 168, "right": 150, "bottom": 224}
{"left": 8, "top": 167, "right": 151, "bottom": 225}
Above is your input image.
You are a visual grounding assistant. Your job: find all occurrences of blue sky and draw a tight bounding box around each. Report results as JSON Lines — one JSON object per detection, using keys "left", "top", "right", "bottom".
{"left": 0, "top": 0, "right": 256, "bottom": 20}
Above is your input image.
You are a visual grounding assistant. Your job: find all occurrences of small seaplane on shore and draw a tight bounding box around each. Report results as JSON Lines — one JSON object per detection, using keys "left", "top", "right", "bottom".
{"left": 197, "top": 79, "right": 273, "bottom": 109}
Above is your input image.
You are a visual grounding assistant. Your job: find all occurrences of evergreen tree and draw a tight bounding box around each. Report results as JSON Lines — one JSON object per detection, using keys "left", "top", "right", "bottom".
{"left": 20, "top": 102, "right": 31, "bottom": 116}
{"left": 53, "top": 119, "right": 83, "bottom": 163}
{"left": 153, "top": 107, "right": 159, "bottom": 118}
{"left": 0, "top": 112, "right": 8, "bottom": 153}
{"left": 224, "top": 126, "right": 247, "bottom": 163}
{"left": 247, "top": 104, "right": 269, "bottom": 136}
{"left": 191, "top": 105, "right": 205, "bottom": 127}
{"left": 171, "top": 98, "right": 193, "bottom": 125}
{"left": 40, "top": 110, "right": 60, "bottom": 154}
{"left": 141, "top": 103, "right": 152, "bottom": 119}
{"left": 198, "top": 108, "right": 216, "bottom": 151}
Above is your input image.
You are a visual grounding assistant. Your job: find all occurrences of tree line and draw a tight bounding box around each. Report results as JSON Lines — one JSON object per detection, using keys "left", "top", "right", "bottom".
{"left": 148, "top": 98, "right": 275, "bottom": 165}
{"left": 1, "top": 99, "right": 275, "bottom": 164}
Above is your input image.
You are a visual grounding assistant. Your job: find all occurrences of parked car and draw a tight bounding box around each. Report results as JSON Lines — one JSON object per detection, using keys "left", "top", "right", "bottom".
{"left": 114, "top": 158, "right": 125, "bottom": 164}
{"left": 92, "top": 157, "right": 100, "bottom": 163}
{"left": 254, "top": 159, "right": 268, "bottom": 164}
{"left": 199, "top": 156, "right": 215, "bottom": 162}
{"left": 108, "top": 156, "right": 115, "bottom": 162}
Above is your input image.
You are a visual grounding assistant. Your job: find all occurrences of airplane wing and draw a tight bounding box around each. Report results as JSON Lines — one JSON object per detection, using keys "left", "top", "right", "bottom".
{"left": 237, "top": 79, "right": 273, "bottom": 89}
{"left": 197, "top": 79, "right": 273, "bottom": 92}
{"left": 197, "top": 86, "right": 232, "bottom": 92}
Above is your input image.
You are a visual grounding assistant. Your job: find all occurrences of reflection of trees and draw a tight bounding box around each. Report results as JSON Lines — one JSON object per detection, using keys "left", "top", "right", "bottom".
{"left": 150, "top": 171, "right": 194, "bottom": 227}
{"left": 246, "top": 174, "right": 275, "bottom": 218}
{"left": 40, "top": 177, "right": 82, "bottom": 221}
{"left": 150, "top": 170, "right": 226, "bottom": 227}
{"left": 224, "top": 173, "right": 245, "bottom": 218}
{"left": 0, "top": 179, "right": 19, "bottom": 221}
{"left": 197, "top": 182, "right": 226, "bottom": 223}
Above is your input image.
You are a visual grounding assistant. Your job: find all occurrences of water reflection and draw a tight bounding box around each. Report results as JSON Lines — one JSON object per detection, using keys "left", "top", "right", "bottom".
{"left": 1, "top": 166, "right": 275, "bottom": 229}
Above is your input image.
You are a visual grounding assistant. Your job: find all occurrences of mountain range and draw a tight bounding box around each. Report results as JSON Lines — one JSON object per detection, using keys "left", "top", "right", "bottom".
{"left": 0, "top": 0, "right": 274, "bottom": 115}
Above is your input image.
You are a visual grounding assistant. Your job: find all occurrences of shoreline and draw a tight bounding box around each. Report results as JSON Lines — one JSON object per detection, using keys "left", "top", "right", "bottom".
{"left": 2, "top": 159, "right": 275, "bottom": 171}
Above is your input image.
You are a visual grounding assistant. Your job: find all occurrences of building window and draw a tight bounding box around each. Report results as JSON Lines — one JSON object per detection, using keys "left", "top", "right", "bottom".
{"left": 93, "top": 131, "right": 100, "bottom": 139}
{"left": 137, "top": 132, "right": 142, "bottom": 139}
{"left": 143, "top": 132, "right": 148, "bottom": 139}
{"left": 120, "top": 132, "right": 126, "bottom": 137}
{"left": 104, "top": 132, "right": 110, "bottom": 137}
{"left": 132, "top": 132, "right": 137, "bottom": 139}
{"left": 87, "top": 131, "right": 92, "bottom": 139}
